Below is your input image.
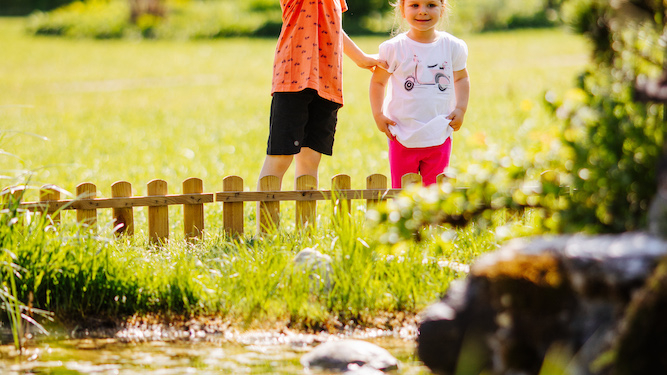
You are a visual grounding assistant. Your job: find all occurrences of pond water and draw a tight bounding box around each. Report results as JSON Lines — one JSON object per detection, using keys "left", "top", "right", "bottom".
{"left": 0, "top": 331, "right": 433, "bottom": 374}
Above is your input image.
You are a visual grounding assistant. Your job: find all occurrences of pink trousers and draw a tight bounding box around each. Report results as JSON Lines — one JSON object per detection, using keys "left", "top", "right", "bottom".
{"left": 388, "top": 137, "right": 452, "bottom": 188}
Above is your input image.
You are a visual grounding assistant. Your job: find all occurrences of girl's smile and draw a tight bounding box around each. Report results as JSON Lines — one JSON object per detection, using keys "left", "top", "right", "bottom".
{"left": 401, "top": 0, "right": 445, "bottom": 42}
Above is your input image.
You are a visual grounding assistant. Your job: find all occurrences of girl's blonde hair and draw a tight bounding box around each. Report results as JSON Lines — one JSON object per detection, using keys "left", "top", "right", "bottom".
{"left": 390, "top": 0, "right": 450, "bottom": 36}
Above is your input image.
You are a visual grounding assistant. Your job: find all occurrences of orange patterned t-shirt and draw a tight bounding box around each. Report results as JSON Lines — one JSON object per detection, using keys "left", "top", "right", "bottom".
{"left": 271, "top": 0, "right": 348, "bottom": 105}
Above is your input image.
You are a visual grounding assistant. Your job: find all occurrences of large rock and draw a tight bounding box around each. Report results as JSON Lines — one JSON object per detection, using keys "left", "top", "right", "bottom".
{"left": 301, "top": 339, "right": 399, "bottom": 373}
{"left": 613, "top": 259, "right": 667, "bottom": 374}
{"left": 417, "top": 232, "right": 667, "bottom": 375}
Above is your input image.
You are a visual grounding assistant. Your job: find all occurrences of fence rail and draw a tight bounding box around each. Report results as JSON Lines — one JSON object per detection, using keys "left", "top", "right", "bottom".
{"left": 3, "top": 173, "right": 434, "bottom": 244}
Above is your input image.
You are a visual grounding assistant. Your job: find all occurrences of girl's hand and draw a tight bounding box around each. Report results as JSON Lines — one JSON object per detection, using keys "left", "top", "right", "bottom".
{"left": 447, "top": 108, "right": 466, "bottom": 131}
{"left": 374, "top": 113, "right": 397, "bottom": 140}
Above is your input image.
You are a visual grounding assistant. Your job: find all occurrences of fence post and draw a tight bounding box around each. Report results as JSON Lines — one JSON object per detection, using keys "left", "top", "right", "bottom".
{"left": 223, "top": 175, "right": 244, "bottom": 237}
{"left": 40, "top": 184, "right": 61, "bottom": 224}
{"left": 402, "top": 173, "right": 422, "bottom": 187}
{"left": 148, "top": 179, "right": 169, "bottom": 245}
{"left": 111, "top": 181, "right": 133, "bottom": 237}
{"left": 76, "top": 182, "right": 97, "bottom": 228}
{"left": 366, "top": 174, "right": 388, "bottom": 208}
{"left": 2, "top": 185, "right": 27, "bottom": 206}
{"left": 183, "top": 177, "right": 204, "bottom": 242}
{"left": 332, "top": 174, "right": 351, "bottom": 216}
{"left": 257, "top": 175, "right": 280, "bottom": 234}
{"left": 296, "top": 175, "right": 317, "bottom": 228}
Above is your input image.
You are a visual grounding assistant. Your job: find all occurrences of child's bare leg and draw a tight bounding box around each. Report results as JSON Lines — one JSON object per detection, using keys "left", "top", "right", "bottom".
{"left": 258, "top": 154, "right": 294, "bottom": 189}
{"left": 294, "top": 147, "right": 321, "bottom": 186}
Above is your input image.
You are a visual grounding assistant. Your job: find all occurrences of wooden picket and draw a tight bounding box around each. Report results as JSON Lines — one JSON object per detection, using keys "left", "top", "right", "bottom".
{"left": 183, "top": 177, "right": 205, "bottom": 242}
{"left": 76, "top": 182, "right": 97, "bottom": 229}
{"left": 40, "top": 184, "right": 61, "bottom": 223}
{"left": 148, "top": 179, "right": 169, "bottom": 244}
{"left": 112, "top": 181, "right": 133, "bottom": 236}
{"left": 5, "top": 173, "right": 434, "bottom": 245}
{"left": 222, "top": 175, "right": 244, "bottom": 237}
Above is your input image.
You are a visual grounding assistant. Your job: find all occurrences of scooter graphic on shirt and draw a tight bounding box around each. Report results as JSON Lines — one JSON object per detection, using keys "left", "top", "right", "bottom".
{"left": 404, "top": 55, "right": 451, "bottom": 92}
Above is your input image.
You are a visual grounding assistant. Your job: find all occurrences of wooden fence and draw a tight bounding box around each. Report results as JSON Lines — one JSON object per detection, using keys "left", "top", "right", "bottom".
{"left": 3, "top": 173, "right": 433, "bottom": 244}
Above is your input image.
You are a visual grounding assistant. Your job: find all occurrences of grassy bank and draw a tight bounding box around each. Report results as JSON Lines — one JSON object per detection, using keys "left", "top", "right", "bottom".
{"left": 0, "top": 17, "right": 589, "bottom": 331}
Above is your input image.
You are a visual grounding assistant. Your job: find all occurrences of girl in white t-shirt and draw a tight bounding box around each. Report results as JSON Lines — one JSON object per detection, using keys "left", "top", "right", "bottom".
{"left": 370, "top": 0, "right": 470, "bottom": 188}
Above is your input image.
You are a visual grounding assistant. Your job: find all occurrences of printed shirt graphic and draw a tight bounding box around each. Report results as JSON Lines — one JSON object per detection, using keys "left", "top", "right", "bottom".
{"left": 272, "top": 0, "right": 348, "bottom": 105}
{"left": 379, "top": 32, "right": 468, "bottom": 148}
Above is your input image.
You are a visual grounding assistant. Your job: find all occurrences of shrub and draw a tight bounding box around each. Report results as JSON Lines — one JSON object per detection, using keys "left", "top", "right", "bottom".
{"left": 26, "top": 0, "right": 284, "bottom": 39}
{"left": 547, "top": 0, "right": 666, "bottom": 232}
{"left": 27, "top": 0, "right": 128, "bottom": 39}
{"left": 24, "top": 0, "right": 563, "bottom": 39}
{"left": 448, "top": 0, "right": 562, "bottom": 34}
{"left": 0, "top": 0, "right": 75, "bottom": 15}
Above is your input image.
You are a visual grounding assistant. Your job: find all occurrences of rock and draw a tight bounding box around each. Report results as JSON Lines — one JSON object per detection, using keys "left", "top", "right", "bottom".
{"left": 344, "top": 364, "right": 388, "bottom": 374}
{"left": 613, "top": 258, "right": 667, "bottom": 374}
{"left": 301, "top": 339, "right": 399, "bottom": 372}
{"left": 417, "top": 232, "right": 667, "bottom": 375}
{"left": 293, "top": 248, "right": 333, "bottom": 291}
{"left": 648, "top": 192, "right": 667, "bottom": 239}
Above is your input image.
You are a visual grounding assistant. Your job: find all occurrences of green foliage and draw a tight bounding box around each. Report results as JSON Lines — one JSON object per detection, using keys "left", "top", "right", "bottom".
{"left": 24, "top": 0, "right": 563, "bottom": 39}
{"left": 545, "top": 75, "right": 664, "bottom": 232}
{"left": 449, "top": 0, "right": 562, "bottom": 33}
{"left": 26, "top": 0, "right": 129, "bottom": 38}
{"left": 367, "top": 148, "right": 559, "bottom": 243}
{"left": 247, "top": 0, "right": 280, "bottom": 12}
{"left": 0, "top": 198, "right": 55, "bottom": 348}
{"left": 26, "top": 0, "right": 284, "bottom": 39}
{"left": 0, "top": 0, "right": 75, "bottom": 15}
{"left": 158, "top": 0, "right": 282, "bottom": 39}
{"left": 0, "top": 198, "right": 471, "bottom": 328}
{"left": 547, "top": 0, "right": 666, "bottom": 232}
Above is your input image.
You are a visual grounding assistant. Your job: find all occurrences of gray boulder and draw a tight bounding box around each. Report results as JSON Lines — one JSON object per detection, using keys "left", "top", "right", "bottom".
{"left": 301, "top": 339, "right": 399, "bottom": 373}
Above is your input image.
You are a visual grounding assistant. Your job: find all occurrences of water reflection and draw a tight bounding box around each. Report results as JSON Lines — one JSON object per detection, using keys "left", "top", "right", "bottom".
{"left": 0, "top": 335, "right": 432, "bottom": 374}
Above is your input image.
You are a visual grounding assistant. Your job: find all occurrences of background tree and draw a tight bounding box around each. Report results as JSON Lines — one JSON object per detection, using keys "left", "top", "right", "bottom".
{"left": 553, "top": 0, "right": 666, "bottom": 233}
{"left": 0, "top": 0, "right": 73, "bottom": 15}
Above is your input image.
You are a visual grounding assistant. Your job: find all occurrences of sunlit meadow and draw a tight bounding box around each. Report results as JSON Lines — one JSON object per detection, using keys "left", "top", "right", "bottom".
{"left": 0, "top": 16, "right": 589, "bottom": 330}
{"left": 2, "top": 18, "right": 586, "bottom": 197}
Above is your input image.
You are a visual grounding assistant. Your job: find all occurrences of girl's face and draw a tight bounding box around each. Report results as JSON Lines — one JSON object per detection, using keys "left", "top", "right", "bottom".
{"left": 401, "top": 0, "right": 445, "bottom": 33}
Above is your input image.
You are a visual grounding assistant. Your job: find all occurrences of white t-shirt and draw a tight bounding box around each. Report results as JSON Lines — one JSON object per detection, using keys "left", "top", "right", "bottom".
{"left": 379, "top": 31, "right": 468, "bottom": 148}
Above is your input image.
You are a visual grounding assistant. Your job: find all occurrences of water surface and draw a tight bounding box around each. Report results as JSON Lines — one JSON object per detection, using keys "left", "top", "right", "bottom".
{"left": 0, "top": 332, "right": 433, "bottom": 374}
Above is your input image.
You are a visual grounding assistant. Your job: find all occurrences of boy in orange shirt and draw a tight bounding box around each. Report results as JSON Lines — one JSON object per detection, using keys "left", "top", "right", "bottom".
{"left": 258, "top": 0, "right": 379, "bottom": 189}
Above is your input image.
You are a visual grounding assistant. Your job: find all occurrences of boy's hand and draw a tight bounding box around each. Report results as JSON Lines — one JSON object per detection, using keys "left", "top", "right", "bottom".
{"left": 447, "top": 108, "right": 466, "bottom": 131}
{"left": 374, "top": 113, "right": 396, "bottom": 139}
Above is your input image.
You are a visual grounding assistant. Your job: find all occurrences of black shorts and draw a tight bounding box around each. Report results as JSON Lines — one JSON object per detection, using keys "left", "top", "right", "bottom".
{"left": 266, "top": 88, "right": 342, "bottom": 156}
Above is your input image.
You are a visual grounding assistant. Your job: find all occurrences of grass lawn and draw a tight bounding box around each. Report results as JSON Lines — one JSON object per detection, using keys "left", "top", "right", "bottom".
{"left": 0, "top": 17, "right": 590, "bottom": 328}
{"left": 2, "top": 18, "right": 587, "bottom": 194}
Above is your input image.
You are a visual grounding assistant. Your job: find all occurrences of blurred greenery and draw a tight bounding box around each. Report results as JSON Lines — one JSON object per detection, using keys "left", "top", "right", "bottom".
{"left": 22, "top": 0, "right": 564, "bottom": 39}
{"left": 0, "top": 0, "right": 73, "bottom": 15}
{"left": 549, "top": 0, "right": 666, "bottom": 232}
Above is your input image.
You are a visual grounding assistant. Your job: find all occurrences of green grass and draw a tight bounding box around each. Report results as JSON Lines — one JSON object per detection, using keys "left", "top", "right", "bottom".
{"left": 0, "top": 17, "right": 590, "bottom": 329}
